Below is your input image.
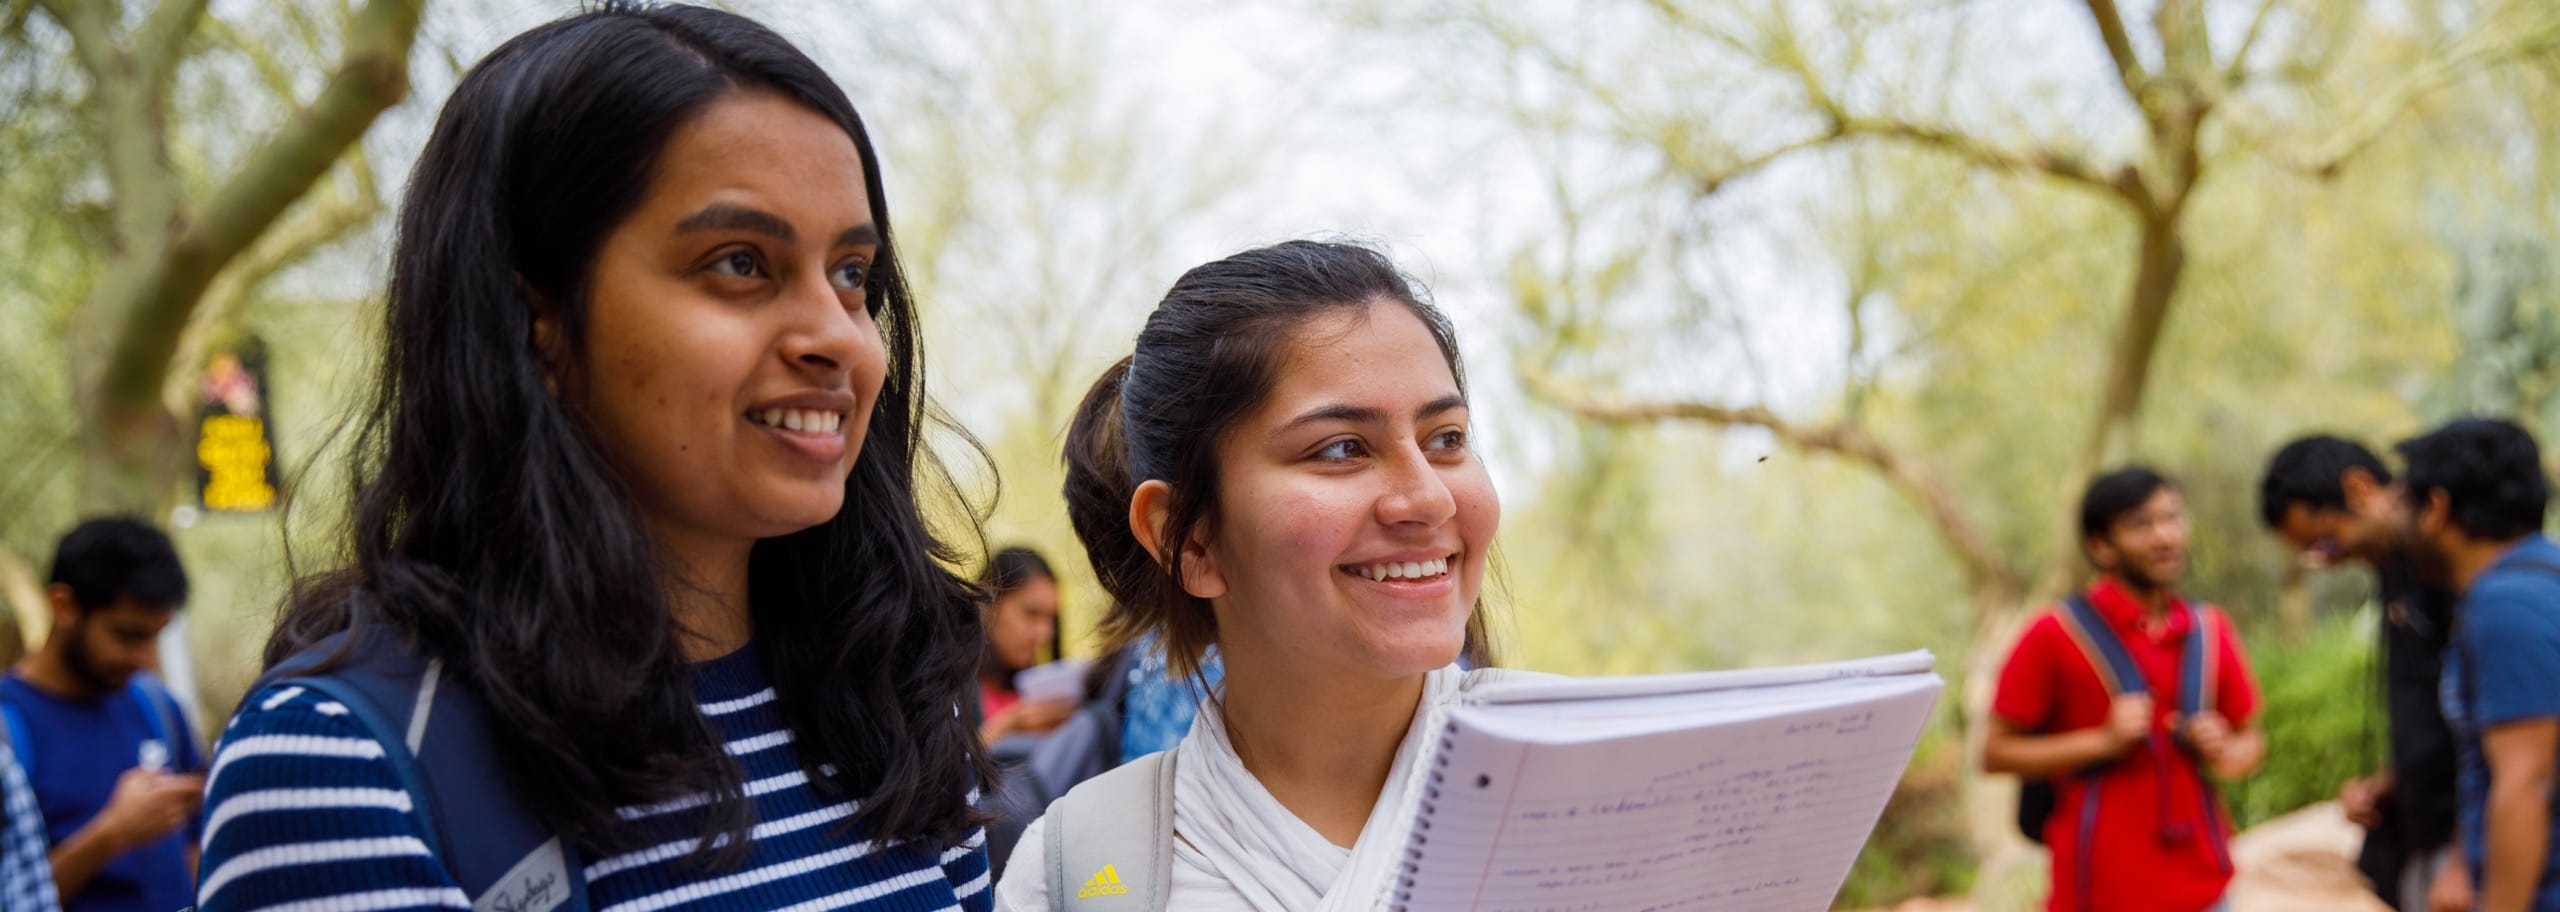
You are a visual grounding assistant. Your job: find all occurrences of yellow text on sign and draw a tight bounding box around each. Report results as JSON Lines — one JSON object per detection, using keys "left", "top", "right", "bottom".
{"left": 198, "top": 414, "right": 276, "bottom": 511}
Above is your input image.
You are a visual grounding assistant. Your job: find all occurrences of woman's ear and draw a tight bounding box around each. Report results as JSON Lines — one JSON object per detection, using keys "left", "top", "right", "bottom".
{"left": 1129, "top": 480, "right": 1226, "bottom": 600}
{"left": 522, "top": 276, "right": 569, "bottom": 397}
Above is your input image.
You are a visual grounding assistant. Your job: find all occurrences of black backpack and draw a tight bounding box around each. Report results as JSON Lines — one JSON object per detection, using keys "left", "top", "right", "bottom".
{"left": 229, "top": 626, "right": 588, "bottom": 912}
{"left": 2014, "top": 595, "right": 2231, "bottom": 905}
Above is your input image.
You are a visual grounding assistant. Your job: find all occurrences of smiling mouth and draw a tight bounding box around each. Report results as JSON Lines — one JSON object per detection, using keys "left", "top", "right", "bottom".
{"left": 748, "top": 408, "right": 846, "bottom": 435}
{"left": 1342, "top": 554, "right": 1458, "bottom": 582}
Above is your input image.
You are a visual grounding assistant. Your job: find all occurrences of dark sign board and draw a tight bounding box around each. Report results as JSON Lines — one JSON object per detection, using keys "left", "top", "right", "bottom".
{"left": 194, "top": 343, "right": 279, "bottom": 512}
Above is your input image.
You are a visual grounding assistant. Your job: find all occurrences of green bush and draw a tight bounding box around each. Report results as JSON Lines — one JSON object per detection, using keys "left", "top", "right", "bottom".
{"left": 2225, "top": 609, "right": 2380, "bottom": 830}
{"left": 1835, "top": 722, "right": 1977, "bottom": 908}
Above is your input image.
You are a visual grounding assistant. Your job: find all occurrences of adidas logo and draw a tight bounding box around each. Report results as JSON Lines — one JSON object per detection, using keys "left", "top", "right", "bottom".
{"left": 1076, "top": 863, "right": 1131, "bottom": 899}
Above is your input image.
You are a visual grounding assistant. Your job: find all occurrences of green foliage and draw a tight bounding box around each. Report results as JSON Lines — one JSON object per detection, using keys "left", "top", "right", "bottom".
{"left": 1835, "top": 718, "right": 1976, "bottom": 909}
{"left": 2226, "top": 608, "right": 2378, "bottom": 831}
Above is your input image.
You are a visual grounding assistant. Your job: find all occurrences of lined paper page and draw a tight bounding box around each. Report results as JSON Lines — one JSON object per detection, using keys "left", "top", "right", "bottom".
{"left": 1392, "top": 673, "right": 1941, "bottom": 912}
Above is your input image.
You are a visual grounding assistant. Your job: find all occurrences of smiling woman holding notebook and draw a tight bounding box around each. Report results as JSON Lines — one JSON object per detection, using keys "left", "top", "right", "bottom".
{"left": 993, "top": 241, "right": 1944, "bottom": 912}
{"left": 990, "top": 240, "right": 1530, "bottom": 912}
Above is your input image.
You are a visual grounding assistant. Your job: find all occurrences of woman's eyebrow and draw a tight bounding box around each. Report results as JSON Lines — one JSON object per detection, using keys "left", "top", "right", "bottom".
{"left": 675, "top": 203, "right": 794, "bottom": 243}
{"left": 1272, "top": 394, "right": 1470, "bottom": 440}
{"left": 836, "top": 223, "right": 881, "bottom": 248}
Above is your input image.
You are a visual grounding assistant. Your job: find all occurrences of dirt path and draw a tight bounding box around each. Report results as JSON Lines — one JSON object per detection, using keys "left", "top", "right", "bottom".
{"left": 1849, "top": 801, "right": 2388, "bottom": 912}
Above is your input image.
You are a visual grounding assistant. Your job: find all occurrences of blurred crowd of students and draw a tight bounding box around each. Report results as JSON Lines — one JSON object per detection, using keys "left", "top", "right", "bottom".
{"left": 1982, "top": 420, "right": 2560, "bottom": 912}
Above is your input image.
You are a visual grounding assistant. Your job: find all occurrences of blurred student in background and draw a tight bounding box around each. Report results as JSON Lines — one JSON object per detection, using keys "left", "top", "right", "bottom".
{"left": 979, "top": 547, "right": 1074, "bottom": 746}
{"left": 1, "top": 519, "right": 202, "bottom": 912}
{"left": 1986, "top": 468, "right": 2264, "bottom": 912}
{"left": 2395, "top": 418, "right": 2560, "bottom": 912}
{"left": 2260, "top": 435, "right": 2466, "bottom": 911}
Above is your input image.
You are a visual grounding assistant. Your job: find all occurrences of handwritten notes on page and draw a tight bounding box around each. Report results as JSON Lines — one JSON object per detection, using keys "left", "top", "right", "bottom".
{"left": 1389, "top": 653, "right": 1942, "bottom": 912}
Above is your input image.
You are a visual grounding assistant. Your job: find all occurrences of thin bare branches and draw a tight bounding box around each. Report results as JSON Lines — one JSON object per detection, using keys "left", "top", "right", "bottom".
{"left": 1520, "top": 370, "right": 2026, "bottom": 600}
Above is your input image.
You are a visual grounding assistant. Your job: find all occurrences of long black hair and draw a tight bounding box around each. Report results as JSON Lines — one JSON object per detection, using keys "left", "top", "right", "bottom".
{"left": 269, "top": 2, "right": 990, "bottom": 852}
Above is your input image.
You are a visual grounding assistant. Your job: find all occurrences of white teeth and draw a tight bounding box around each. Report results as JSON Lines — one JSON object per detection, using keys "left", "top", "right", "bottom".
{"left": 1352, "top": 557, "right": 1454, "bottom": 581}
{"left": 752, "top": 408, "right": 845, "bottom": 434}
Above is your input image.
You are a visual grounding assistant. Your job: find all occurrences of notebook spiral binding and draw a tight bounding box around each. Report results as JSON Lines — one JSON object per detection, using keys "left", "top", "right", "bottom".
{"left": 1390, "top": 725, "right": 1459, "bottom": 912}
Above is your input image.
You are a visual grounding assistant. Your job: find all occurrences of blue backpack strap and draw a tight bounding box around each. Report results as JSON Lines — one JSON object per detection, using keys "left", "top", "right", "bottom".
{"left": 251, "top": 627, "right": 589, "bottom": 912}
{"left": 2050, "top": 594, "right": 2147, "bottom": 912}
{"left": 2180, "top": 602, "right": 2234, "bottom": 875}
{"left": 2179, "top": 603, "right": 2219, "bottom": 719}
{"left": 2054, "top": 595, "right": 2147, "bottom": 698}
{"left": 126, "top": 673, "right": 184, "bottom": 767}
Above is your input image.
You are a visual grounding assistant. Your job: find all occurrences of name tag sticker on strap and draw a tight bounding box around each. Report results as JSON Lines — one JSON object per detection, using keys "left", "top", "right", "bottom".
{"left": 475, "top": 837, "right": 570, "bottom": 912}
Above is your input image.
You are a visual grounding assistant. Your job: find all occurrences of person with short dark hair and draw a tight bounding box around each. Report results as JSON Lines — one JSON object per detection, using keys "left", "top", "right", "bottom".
{"left": 2259, "top": 434, "right": 2468, "bottom": 911}
{"left": 2395, "top": 418, "right": 2560, "bottom": 912}
{"left": 0, "top": 518, "right": 203, "bottom": 912}
{"left": 1984, "top": 468, "right": 2265, "bottom": 912}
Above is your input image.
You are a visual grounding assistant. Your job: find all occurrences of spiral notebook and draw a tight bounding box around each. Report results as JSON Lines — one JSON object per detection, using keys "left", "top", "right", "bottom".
{"left": 1388, "top": 651, "right": 1943, "bottom": 912}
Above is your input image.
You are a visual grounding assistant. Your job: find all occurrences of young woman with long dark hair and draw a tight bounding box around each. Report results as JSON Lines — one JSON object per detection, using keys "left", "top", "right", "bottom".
{"left": 195, "top": 5, "right": 994, "bottom": 909}
{"left": 976, "top": 547, "right": 1072, "bottom": 745}
{"left": 994, "top": 240, "right": 1520, "bottom": 911}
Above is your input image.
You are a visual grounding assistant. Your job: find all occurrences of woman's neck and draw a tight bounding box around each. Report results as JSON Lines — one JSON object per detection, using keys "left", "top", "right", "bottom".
{"left": 655, "top": 527, "right": 754, "bottom": 662}
{"left": 1218, "top": 650, "right": 1429, "bottom": 848}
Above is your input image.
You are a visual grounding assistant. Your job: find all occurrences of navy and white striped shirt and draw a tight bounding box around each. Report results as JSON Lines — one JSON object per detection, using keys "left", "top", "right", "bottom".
{"left": 197, "top": 644, "right": 993, "bottom": 912}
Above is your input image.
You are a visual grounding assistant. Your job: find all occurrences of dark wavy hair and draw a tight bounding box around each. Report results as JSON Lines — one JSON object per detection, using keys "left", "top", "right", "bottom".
{"left": 2257, "top": 435, "right": 2392, "bottom": 529}
{"left": 268, "top": 2, "right": 990, "bottom": 854}
{"left": 2396, "top": 418, "right": 2550, "bottom": 541}
{"left": 1061, "top": 240, "right": 1495, "bottom": 680}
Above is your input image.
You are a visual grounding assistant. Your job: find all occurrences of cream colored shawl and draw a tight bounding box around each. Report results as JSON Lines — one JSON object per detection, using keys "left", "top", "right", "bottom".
{"left": 1168, "top": 664, "right": 1535, "bottom": 912}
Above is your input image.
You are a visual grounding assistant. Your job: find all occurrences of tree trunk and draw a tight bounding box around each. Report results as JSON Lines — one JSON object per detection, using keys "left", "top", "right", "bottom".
{"left": 59, "top": 0, "right": 424, "bottom": 516}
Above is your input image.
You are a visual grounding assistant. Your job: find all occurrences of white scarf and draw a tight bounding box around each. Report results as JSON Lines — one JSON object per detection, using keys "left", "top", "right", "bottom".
{"left": 1170, "top": 664, "right": 1527, "bottom": 912}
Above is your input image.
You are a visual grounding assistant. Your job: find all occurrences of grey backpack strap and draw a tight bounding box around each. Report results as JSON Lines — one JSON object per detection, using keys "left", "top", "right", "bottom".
{"left": 1044, "top": 749, "right": 1176, "bottom": 912}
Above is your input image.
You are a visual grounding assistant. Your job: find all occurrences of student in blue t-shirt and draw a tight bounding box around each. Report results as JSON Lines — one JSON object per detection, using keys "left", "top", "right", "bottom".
{"left": 2396, "top": 418, "right": 2560, "bottom": 912}
{"left": 0, "top": 518, "right": 203, "bottom": 912}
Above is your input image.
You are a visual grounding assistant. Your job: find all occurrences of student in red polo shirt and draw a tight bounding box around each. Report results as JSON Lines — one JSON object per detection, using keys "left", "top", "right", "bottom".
{"left": 1986, "top": 467, "right": 2268, "bottom": 912}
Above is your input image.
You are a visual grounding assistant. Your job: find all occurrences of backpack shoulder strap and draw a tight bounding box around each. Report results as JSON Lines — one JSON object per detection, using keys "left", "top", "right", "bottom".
{"left": 2054, "top": 595, "right": 2146, "bottom": 698}
{"left": 127, "top": 673, "right": 183, "bottom": 763}
{"left": 254, "top": 627, "right": 588, "bottom": 912}
{"left": 2182, "top": 603, "right": 2223, "bottom": 719}
{"left": 1044, "top": 748, "right": 1175, "bottom": 912}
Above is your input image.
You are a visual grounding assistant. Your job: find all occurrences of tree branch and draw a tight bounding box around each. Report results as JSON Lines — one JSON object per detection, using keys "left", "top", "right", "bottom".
{"left": 30, "top": 0, "right": 113, "bottom": 81}
{"left": 1522, "top": 370, "right": 2025, "bottom": 602}
{"left": 97, "top": 0, "right": 422, "bottom": 424}
{"left": 2080, "top": 0, "right": 2150, "bottom": 99}
{"left": 1839, "top": 115, "right": 2128, "bottom": 200}
{"left": 2221, "top": 0, "right": 2281, "bottom": 87}
{"left": 2289, "top": 8, "right": 2560, "bottom": 176}
{"left": 164, "top": 153, "right": 382, "bottom": 414}
{"left": 136, "top": 0, "right": 213, "bottom": 93}
{"left": 1684, "top": 115, "right": 2137, "bottom": 210}
{"left": 1, "top": 0, "right": 37, "bottom": 38}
